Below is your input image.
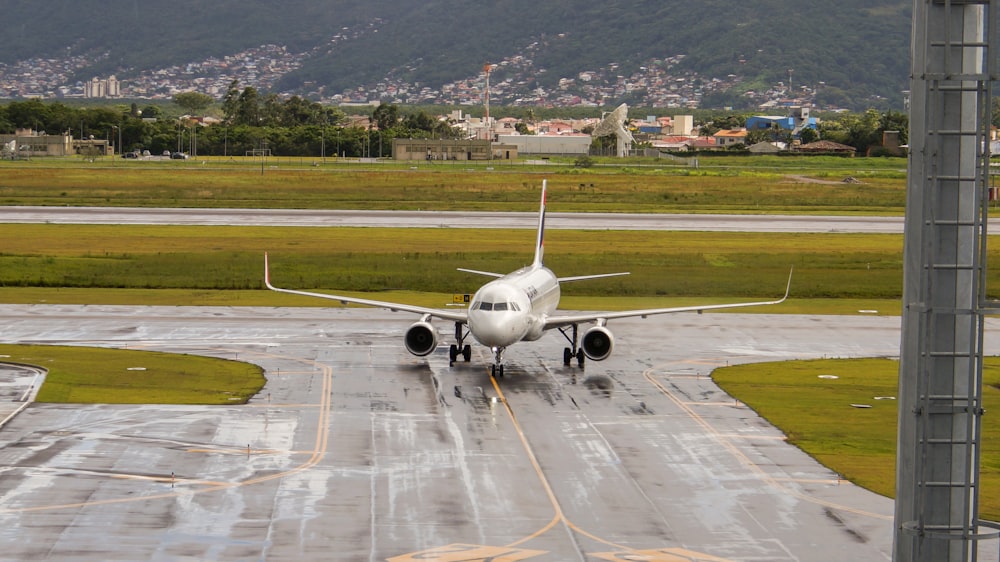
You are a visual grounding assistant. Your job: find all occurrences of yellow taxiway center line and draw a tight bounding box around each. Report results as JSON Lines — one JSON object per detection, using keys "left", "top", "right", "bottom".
{"left": 489, "top": 372, "right": 636, "bottom": 554}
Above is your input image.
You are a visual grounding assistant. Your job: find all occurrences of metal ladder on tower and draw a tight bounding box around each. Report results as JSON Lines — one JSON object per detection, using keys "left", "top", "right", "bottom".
{"left": 904, "top": 1, "right": 1000, "bottom": 559}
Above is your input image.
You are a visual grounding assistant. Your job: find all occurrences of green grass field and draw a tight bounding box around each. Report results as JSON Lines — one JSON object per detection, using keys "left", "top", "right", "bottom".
{"left": 0, "top": 158, "right": 907, "bottom": 213}
{"left": 713, "top": 358, "right": 1000, "bottom": 521}
{"left": 0, "top": 344, "right": 265, "bottom": 404}
{"left": 0, "top": 223, "right": 956, "bottom": 303}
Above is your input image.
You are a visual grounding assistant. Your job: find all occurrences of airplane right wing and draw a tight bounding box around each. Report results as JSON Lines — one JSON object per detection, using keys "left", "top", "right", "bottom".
{"left": 264, "top": 253, "right": 468, "bottom": 323}
{"left": 456, "top": 267, "right": 505, "bottom": 278}
{"left": 544, "top": 267, "right": 793, "bottom": 329}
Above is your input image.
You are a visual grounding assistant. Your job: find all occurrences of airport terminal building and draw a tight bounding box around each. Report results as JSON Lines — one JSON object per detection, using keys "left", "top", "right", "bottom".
{"left": 0, "top": 129, "right": 111, "bottom": 158}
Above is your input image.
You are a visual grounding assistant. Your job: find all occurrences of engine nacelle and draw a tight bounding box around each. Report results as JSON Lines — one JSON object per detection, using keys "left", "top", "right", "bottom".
{"left": 582, "top": 326, "right": 615, "bottom": 361}
{"left": 404, "top": 321, "right": 438, "bottom": 357}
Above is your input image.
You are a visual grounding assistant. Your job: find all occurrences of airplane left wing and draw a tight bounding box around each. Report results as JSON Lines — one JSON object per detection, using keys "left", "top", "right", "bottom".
{"left": 544, "top": 267, "right": 793, "bottom": 329}
{"left": 264, "top": 253, "right": 468, "bottom": 323}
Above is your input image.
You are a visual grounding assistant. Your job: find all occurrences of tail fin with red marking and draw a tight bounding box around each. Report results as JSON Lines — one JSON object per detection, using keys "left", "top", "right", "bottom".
{"left": 532, "top": 180, "right": 547, "bottom": 268}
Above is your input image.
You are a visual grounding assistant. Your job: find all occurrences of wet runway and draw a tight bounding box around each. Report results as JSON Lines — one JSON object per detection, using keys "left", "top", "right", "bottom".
{"left": 0, "top": 304, "right": 978, "bottom": 561}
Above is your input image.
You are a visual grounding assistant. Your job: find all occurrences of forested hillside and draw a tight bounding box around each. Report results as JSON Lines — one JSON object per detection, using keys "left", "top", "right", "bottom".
{"left": 0, "top": 0, "right": 911, "bottom": 109}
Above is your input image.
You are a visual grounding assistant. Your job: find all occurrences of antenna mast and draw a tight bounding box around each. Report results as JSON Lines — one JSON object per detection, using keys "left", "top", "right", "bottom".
{"left": 483, "top": 63, "right": 492, "bottom": 139}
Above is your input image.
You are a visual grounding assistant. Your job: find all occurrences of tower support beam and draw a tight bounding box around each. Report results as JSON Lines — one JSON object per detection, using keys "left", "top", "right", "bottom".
{"left": 895, "top": 1, "right": 999, "bottom": 560}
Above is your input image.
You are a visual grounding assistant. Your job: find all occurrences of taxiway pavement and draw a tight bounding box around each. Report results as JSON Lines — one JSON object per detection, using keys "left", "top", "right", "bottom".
{"left": 2, "top": 305, "right": 989, "bottom": 561}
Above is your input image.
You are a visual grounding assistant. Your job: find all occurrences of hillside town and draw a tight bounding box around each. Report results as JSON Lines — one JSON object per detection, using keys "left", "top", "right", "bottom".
{"left": 0, "top": 36, "right": 827, "bottom": 111}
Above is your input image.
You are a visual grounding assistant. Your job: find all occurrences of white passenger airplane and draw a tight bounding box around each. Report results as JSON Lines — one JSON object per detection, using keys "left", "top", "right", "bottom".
{"left": 264, "top": 180, "right": 792, "bottom": 377}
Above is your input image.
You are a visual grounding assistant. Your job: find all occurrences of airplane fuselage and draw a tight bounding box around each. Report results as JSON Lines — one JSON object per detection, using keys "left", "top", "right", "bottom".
{"left": 467, "top": 264, "right": 560, "bottom": 349}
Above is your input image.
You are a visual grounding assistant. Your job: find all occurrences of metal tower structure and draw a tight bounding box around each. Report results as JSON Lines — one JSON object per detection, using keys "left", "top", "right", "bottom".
{"left": 483, "top": 63, "right": 492, "bottom": 140}
{"left": 895, "top": 1, "right": 999, "bottom": 560}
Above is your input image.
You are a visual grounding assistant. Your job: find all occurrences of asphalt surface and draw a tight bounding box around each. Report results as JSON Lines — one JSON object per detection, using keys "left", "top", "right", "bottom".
{"left": 3, "top": 305, "right": 992, "bottom": 561}
{"left": 0, "top": 206, "right": 914, "bottom": 233}
{"left": 2, "top": 208, "right": 997, "bottom": 560}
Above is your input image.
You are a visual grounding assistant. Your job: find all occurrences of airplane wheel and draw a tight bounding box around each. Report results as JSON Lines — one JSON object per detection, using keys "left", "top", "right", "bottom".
{"left": 463, "top": 345, "right": 472, "bottom": 362}
{"left": 491, "top": 365, "right": 497, "bottom": 377}
{"left": 576, "top": 349, "right": 585, "bottom": 368}
{"left": 449, "top": 344, "right": 459, "bottom": 363}
{"left": 563, "top": 347, "right": 572, "bottom": 365}
{"left": 499, "top": 365, "right": 505, "bottom": 377}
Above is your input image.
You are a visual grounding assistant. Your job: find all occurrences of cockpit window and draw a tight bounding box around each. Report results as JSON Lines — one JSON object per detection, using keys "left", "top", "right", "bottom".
{"left": 474, "top": 300, "right": 521, "bottom": 312}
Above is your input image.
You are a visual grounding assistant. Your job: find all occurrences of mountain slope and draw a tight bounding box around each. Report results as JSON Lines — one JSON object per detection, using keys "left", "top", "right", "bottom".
{"left": 0, "top": 0, "right": 911, "bottom": 109}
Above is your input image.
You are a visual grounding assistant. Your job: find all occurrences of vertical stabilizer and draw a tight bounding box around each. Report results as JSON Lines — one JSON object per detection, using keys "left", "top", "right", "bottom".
{"left": 533, "top": 180, "right": 547, "bottom": 267}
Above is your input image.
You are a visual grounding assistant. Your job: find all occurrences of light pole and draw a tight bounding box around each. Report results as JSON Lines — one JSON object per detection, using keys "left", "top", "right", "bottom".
{"left": 260, "top": 138, "right": 267, "bottom": 176}
{"left": 112, "top": 125, "right": 121, "bottom": 159}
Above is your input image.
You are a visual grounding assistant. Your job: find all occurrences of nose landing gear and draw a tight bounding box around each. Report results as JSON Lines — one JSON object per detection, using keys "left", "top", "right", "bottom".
{"left": 490, "top": 346, "right": 505, "bottom": 378}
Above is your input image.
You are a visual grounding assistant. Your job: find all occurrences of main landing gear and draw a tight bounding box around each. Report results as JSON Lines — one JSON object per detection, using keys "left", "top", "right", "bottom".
{"left": 449, "top": 321, "right": 472, "bottom": 365}
{"left": 558, "top": 324, "right": 586, "bottom": 368}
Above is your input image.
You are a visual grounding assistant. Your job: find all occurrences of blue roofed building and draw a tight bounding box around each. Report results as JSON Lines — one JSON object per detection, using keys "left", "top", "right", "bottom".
{"left": 746, "top": 107, "right": 818, "bottom": 138}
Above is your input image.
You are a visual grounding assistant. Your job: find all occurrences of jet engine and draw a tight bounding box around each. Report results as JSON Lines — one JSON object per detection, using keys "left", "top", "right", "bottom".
{"left": 581, "top": 325, "right": 615, "bottom": 361}
{"left": 404, "top": 321, "right": 438, "bottom": 357}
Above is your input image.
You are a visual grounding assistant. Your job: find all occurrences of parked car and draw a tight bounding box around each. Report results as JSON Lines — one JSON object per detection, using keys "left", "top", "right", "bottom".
{"left": 122, "top": 151, "right": 139, "bottom": 159}
{"left": 170, "top": 152, "right": 188, "bottom": 159}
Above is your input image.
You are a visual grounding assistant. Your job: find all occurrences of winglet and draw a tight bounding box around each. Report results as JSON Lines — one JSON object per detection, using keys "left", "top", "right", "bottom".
{"left": 781, "top": 266, "right": 794, "bottom": 302}
{"left": 532, "top": 180, "right": 547, "bottom": 267}
{"left": 264, "top": 252, "right": 274, "bottom": 289}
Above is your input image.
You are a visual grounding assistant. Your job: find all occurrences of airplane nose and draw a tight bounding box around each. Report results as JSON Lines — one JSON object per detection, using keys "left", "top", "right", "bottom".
{"left": 469, "top": 312, "right": 525, "bottom": 348}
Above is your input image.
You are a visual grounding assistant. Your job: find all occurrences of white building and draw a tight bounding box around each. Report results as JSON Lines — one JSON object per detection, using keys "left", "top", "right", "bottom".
{"left": 497, "top": 133, "right": 592, "bottom": 156}
{"left": 84, "top": 76, "right": 122, "bottom": 98}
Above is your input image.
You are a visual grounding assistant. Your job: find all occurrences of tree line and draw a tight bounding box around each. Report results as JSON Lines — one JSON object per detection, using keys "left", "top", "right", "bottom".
{"left": 696, "top": 109, "right": 909, "bottom": 155}
{"left": 0, "top": 83, "right": 463, "bottom": 158}
{"left": 1, "top": 88, "right": 911, "bottom": 158}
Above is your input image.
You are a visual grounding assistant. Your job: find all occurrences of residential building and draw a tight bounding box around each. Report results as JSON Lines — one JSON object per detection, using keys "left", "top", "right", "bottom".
{"left": 796, "top": 140, "right": 856, "bottom": 155}
{"left": 83, "top": 76, "right": 122, "bottom": 98}
{"left": 714, "top": 129, "right": 748, "bottom": 147}
{"left": 672, "top": 115, "right": 695, "bottom": 136}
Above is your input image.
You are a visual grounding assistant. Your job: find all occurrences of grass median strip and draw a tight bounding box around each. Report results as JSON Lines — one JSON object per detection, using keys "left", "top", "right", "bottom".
{"left": 0, "top": 161, "right": 907, "bottom": 213}
{"left": 0, "top": 223, "right": 948, "bottom": 302}
{"left": 0, "top": 344, "right": 265, "bottom": 404}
